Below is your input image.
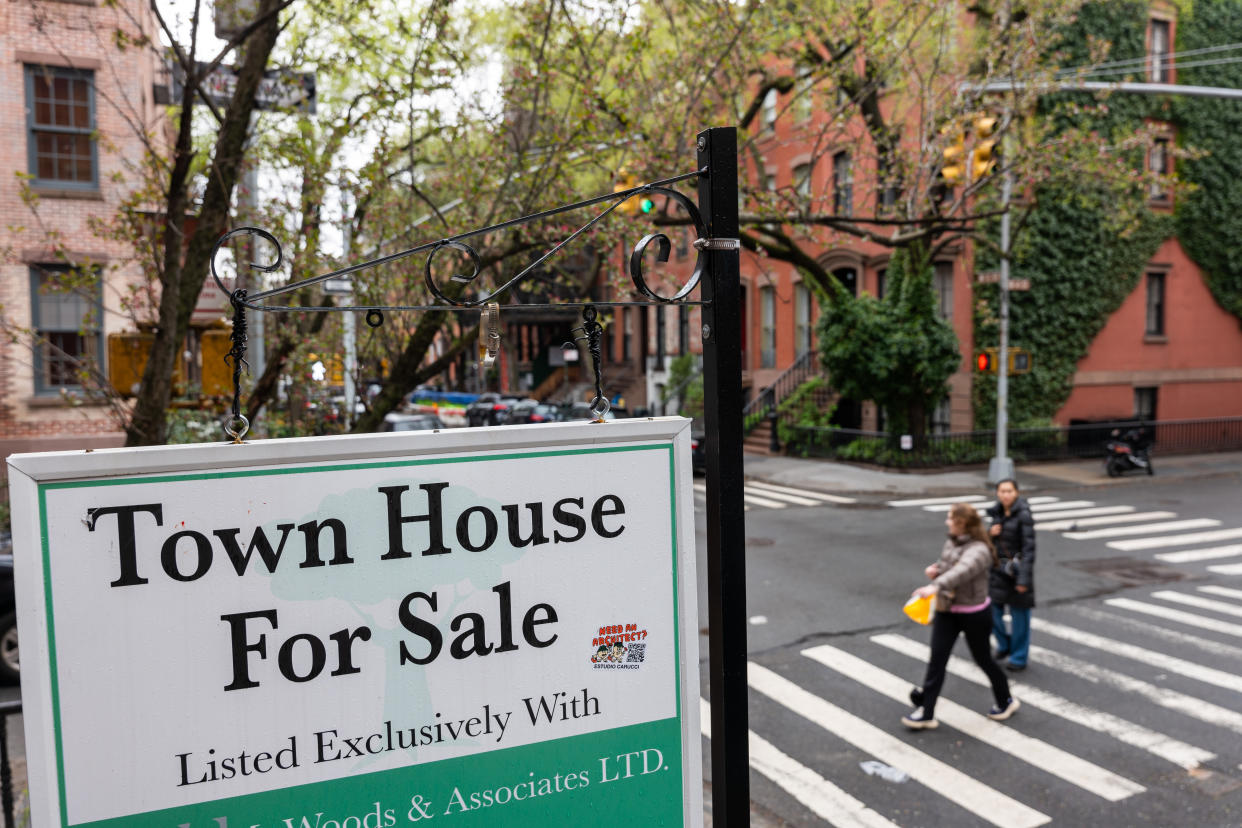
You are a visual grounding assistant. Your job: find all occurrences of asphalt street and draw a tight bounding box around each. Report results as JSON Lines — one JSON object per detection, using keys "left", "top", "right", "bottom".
{"left": 696, "top": 458, "right": 1242, "bottom": 827}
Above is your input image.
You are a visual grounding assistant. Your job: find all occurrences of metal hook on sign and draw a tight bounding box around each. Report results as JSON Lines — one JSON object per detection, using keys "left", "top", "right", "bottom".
{"left": 478, "top": 302, "right": 501, "bottom": 368}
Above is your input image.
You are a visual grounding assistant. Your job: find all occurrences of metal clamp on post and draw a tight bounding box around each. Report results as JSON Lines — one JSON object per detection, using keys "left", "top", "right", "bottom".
{"left": 693, "top": 238, "right": 740, "bottom": 251}
{"left": 478, "top": 302, "right": 501, "bottom": 368}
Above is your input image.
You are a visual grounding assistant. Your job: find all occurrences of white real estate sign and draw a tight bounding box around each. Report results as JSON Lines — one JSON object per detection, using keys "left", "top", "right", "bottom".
{"left": 7, "top": 418, "right": 701, "bottom": 828}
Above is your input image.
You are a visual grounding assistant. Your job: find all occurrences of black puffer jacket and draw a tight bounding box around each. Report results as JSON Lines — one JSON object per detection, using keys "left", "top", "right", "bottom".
{"left": 986, "top": 497, "right": 1036, "bottom": 608}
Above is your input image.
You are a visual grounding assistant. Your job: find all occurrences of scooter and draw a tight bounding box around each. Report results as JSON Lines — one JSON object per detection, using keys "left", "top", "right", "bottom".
{"left": 1105, "top": 430, "right": 1153, "bottom": 477}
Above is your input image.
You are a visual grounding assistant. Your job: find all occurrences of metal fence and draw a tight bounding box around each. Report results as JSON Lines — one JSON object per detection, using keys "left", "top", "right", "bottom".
{"left": 782, "top": 416, "right": 1242, "bottom": 468}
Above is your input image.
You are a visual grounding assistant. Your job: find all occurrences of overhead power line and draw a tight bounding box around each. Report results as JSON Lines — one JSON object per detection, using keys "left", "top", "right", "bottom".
{"left": 1062, "top": 55, "right": 1242, "bottom": 81}
{"left": 1055, "top": 41, "right": 1242, "bottom": 78}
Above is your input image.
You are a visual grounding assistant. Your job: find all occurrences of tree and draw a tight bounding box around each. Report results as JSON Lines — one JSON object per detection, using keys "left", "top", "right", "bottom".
{"left": 816, "top": 243, "right": 959, "bottom": 438}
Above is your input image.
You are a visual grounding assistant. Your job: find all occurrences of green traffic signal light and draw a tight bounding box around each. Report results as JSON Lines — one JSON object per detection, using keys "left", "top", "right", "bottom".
{"left": 640, "top": 197, "right": 655, "bottom": 214}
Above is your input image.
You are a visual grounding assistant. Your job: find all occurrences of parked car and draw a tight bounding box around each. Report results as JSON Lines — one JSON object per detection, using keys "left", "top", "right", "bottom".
{"left": 381, "top": 413, "right": 446, "bottom": 432}
{"left": 564, "top": 401, "right": 627, "bottom": 421}
{"left": 691, "top": 430, "right": 706, "bottom": 476}
{"left": 465, "top": 393, "right": 522, "bottom": 427}
{"left": 0, "top": 555, "right": 17, "bottom": 682}
{"left": 507, "top": 401, "right": 562, "bottom": 425}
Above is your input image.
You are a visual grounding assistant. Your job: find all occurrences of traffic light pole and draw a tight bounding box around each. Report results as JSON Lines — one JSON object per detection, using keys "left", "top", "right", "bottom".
{"left": 988, "top": 166, "right": 1015, "bottom": 485}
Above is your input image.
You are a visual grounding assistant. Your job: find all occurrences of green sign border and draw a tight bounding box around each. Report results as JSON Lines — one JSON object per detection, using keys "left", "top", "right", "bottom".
{"left": 36, "top": 443, "right": 682, "bottom": 827}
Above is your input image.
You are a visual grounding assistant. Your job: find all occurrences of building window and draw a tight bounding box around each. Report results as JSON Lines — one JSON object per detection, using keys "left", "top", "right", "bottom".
{"left": 832, "top": 267, "right": 858, "bottom": 297}
{"left": 933, "top": 262, "right": 954, "bottom": 321}
{"left": 760, "top": 286, "right": 776, "bottom": 369}
{"left": 1150, "top": 138, "right": 1170, "bottom": 200}
{"left": 794, "top": 283, "right": 814, "bottom": 356}
{"left": 794, "top": 69, "right": 814, "bottom": 122}
{"left": 876, "top": 268, "right": 887, "bottom": 300}
{"left": 878, "top": 155, "right": 899, "bottom": 210}
{"left": 622, "top": 308, "right": 632, "bottom": 361}
{"left": 1149, "top": 20, "right": 1171, "bottom": 83}
{"left": 1146, "top": 272, "right": 1166, "bottom": 336}
{"left": 793, "top": 162, "right": 812, "bottom": 198}
{"left": 739, "top": 285, "right": 749, "bottom": 367}
{"left": 832, "top": 151, "right": 852, "bottom": 214}
{"left": 931, "top": 397, "right": 952, "bottom": 435}
{"left": 763, "top": 170, "right": 777, "bottom": 192}
{"left": 25, "top": 65, "right": 97, "bottom": 189}
{"left": 655, "top": 305, "right": 666, "bottom": 364}
{"left": 30, "top": 264, "right": 103, "bottom": 393}
{"left": 762, "top": 88, "right": 778, "bottom": 133}
{"left": 678, "top": 304, "right": 690, "bottom": 355}
{"left": 1134, "top": 386, "right": 1158, "bottom": 421}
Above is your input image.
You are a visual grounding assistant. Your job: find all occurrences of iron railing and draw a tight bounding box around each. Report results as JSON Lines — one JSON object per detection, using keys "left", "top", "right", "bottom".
{"left": 782, "top": 416, "right": 1242, "bottom": 468}
{"left": 741, "top": 350, "right": 820, "bottom": 433}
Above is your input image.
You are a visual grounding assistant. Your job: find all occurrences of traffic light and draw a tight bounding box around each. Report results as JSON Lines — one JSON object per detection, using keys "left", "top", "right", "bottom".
{"left": 613, "top": 172, "right": 641, "bottom": 216}
{"left": 639, "top": 196, "right": 655, "bottom": 214}
{"left": 976, "top": 349, "right": 997, "bottom": 374}
{"left": 941, "top": 130, "right": 966, "bottom": 186}
{"left": 972, "top": 114, "right": 998, "bottom": 179}
{"left": 976, "top": 347, "right": 1032, "bottom": 375}
{"left": 1008, "top": 348, "right": 1031, "bottom": 375}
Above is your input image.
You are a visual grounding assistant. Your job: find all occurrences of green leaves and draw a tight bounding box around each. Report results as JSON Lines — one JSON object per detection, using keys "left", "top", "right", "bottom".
{"left": 816, "top": 244, "right": 959, "bottom": 434}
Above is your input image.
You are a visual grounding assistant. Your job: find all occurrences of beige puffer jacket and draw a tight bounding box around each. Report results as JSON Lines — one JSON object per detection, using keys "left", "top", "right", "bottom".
{"left": 931, "top": 535, "right": 995, "bottom": 609}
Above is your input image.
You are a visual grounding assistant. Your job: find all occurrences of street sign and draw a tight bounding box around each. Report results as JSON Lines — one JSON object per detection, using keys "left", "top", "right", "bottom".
{"left": 173, "top": 61, "right": 317, "bottom": 113}
{"left": 975, "top": 270, "right": 1031, "bottom": 290}
{"left": 8, "top": 420, "right": 701, "bottom": 828}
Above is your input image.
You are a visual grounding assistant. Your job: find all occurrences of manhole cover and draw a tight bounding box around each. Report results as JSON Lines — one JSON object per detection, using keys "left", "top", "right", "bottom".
{"left": 1064, "top": 556, "right": 1188, "bottom": 586}
{"left": 747, "top": 537, "right": 776, "bottom": 547}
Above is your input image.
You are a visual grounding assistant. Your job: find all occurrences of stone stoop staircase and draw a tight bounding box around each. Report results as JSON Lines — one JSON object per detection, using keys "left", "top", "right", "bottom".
{"left": 743, "top": 418, "right": 776, "bottom": 455}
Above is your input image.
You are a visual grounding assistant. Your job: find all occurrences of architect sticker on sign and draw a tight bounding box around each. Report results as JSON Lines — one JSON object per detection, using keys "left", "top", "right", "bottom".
{"left": 7, "top": 419, "right": 701, "bottom": 828}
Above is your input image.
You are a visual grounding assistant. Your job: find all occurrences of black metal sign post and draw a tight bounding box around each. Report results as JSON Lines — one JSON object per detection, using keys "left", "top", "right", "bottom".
{"left": 211, "top": 125, "right": 749, "bottom": 826}
{"left": 696, "top": 127, "right": 750, "bottom": 826}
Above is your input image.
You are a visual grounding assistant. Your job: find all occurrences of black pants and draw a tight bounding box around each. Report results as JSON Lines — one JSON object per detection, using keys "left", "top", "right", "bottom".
{"left": 919, "top": 605, "right": 1011, "bottom": 717}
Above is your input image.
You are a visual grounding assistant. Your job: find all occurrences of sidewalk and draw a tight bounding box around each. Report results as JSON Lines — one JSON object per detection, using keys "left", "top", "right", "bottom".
{"left": 742, "top": 449, "right": 1242, "bottom": 498}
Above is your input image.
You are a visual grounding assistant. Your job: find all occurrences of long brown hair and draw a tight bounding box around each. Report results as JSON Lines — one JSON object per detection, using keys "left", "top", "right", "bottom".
{"left": 949, "top": 502, "right": 996, "bottom": 562}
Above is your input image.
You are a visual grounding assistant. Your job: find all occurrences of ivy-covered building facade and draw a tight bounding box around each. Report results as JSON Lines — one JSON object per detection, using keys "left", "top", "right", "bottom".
{"left": 722, "top": 0, "right": 1242, "bottom": 434}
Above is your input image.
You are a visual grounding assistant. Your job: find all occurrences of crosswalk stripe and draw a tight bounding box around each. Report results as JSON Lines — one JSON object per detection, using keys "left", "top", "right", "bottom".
{"left": 1036, "top": 511, "right": 1178, "bottom": 532}
{"left": 1029, "top": 500, "right": 1097, "bottom": 512}
{"left": 1108, "top": 526, "right": 1242, "bottom": 552}
{"left": 1208, "top": 561, "right": 1242, "bottom": 574}
{"left": 700, "top": 699, "right": 899, "bottom": 828}
{"left": 747, "top": 663, "right": 1052, "bottom": 828}
{"left": 1024, "top": 496, "right": 1063, "bottom": 505}
{"left": 1151, "top": 590, "right": 1242, "bottom": 619}
{"left": 1064, "top": 518, "right": 1221, "bottom": 540}
{"left": 743, "top": 487, "right": 824, "bottom": 506}
{"left": 747, "top": 481, "right": 857, "bottom": 504}
{"left": 886, "top": 495, "right": 988, "bottom": 507}
{"left": 1069, "top": 606, "right": 1242, "bottom": 661}
{"left": 802, "top": 644, "right": 1144, "bottom": 801}
{"left": 1033, "top": 506, "right": 1137, "bottom": 521}
{"left": 870, "top": 634, "right": 1213, "bottom": 770}
{"left": 1029, "top": 617, "right": 1242, "bottom": 694}
{"left": 1198, "top": 585, "right": 1242, "bottom": 601}
{"left": 1155, "top": 544, "right": 1242, "bottom": 563}
{"left": 742, "top": 492, "right": 788, "bottom": 509}
{"left": 1029, "top": 644, "right": 1242, "bottom": 735}
{"left": 1104, "top": 598, "right": 1242, "bottom": 637}
{"left": 922, "top": 497, "right": 1064, "bottom": 513}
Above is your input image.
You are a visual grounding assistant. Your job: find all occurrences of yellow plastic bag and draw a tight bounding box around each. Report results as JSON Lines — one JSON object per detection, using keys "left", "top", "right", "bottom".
{"left": 903, "top": 593, "right": 935, "bottom": 625}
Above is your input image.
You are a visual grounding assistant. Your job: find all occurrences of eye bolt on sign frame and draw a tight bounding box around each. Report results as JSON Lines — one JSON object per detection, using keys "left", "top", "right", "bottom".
{"left": 7, "top": 418, "right": 701, "bottom": 828}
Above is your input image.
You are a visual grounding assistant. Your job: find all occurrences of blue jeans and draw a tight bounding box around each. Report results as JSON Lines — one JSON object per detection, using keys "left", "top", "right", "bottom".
{"left": 992, "top": 603, "right": 1031, "bottom": 666}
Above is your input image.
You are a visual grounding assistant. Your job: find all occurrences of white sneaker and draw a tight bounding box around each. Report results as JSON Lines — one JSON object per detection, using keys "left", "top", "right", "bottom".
{"left": 988, "top": 697, "right": 1021, "bottom": 721}
{"left": 901, "top": 707, "right": 938, "bottom": 730}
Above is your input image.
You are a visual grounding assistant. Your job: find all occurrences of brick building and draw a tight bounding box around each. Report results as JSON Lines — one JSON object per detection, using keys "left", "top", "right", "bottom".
{"left": 607, "top": 6, "right": 1242, "bottom": 431}
{"left": 0, "top": 0, "right": 162, "bottom": 458}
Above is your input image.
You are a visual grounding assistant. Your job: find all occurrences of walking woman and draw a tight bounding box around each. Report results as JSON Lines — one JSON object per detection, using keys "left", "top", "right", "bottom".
{"left": 903, "top": 502, "right": 1019, "bottom": 730}
{"left": 987, "top": 478, "right": 1036, "bottom": 671}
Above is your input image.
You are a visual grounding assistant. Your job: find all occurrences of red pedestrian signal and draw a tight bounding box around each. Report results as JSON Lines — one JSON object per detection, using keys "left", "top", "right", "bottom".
{"left": 976, "top": 350, "right": 997, "bottom": 373}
